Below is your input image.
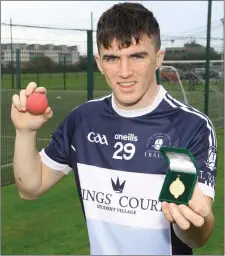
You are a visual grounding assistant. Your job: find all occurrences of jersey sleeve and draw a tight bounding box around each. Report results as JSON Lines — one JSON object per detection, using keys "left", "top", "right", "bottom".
{"left": 39, "top": 112, "right": 75, "bottom": 175}
{"left": 188, "top": 120, "right": 217, "bottom": 200}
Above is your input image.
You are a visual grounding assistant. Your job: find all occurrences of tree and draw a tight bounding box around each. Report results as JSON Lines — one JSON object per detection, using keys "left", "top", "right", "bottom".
{"left": 164, "top": 40, "right": 221, "bottom": 61}
{"left": 78, "top": 55, "right": 88, "bottom": 71}
{"left": 29, "top": 56, "right": 56, "bottom": 72}
{"left": 184, "top": 39, "right": 204, "bottom": 49}
{"left": 75, "top": 55, "right": 99, "bottom": 72}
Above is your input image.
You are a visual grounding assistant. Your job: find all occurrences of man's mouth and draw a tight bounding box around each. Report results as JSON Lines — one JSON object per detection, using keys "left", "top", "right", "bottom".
{"left": 117, "top": 82, "right": 136, "bottom": 88}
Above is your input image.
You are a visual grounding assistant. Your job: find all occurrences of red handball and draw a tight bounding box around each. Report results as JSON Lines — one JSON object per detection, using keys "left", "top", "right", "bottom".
{"left": 27, "top": 93, "right": 48, "bottom": 115}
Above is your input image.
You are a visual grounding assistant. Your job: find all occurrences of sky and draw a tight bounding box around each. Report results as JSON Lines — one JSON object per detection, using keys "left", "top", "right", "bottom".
{"left": 1, "top": 1, "right": 224, "bottom": 55}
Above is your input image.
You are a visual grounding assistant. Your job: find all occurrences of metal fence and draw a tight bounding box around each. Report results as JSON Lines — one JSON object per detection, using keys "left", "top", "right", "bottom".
{"left": 1, "top": 21, "right": 224, "bottom": 186}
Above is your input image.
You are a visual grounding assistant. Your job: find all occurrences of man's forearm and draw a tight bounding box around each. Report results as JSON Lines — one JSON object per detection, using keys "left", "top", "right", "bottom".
{"left": 13, "top": 130, "right": 42, "bottom": 196}
{"left": 173, "top": 211, "right": 215, "bottom": 248}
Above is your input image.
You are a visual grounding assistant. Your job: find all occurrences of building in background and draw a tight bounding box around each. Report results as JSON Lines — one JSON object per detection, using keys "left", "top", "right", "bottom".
{"left": 165, "top": 46, "right": 205, "bottom": 55}
{"left": 1, "top": 43, "right": 80, "bottom": 67}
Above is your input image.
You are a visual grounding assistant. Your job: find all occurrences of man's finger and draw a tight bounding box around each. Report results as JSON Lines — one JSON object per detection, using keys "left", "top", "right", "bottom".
{"left": 178, "top": 204, "right": 204, "bottom": 227}
{"left": 43, "top": 107, "right": 53, "bottom": 120}
{"left": 34, "top": 87, "right": 47, "bottom": 94}
{"left": 12, "top": 94, "right": 21, "bottom": 111}
{"left": 25, "top": 82, "right": 38, "bottom": 96}
{"left": 161, "top": 202, "right": 174, "bottom": 223}
{"left": 169, "top": 203, "right": 190, "bottom": 230}
{"left": 189, "top": 199, "right": 210, "bottom": 218}
{"left": 188, "top": 184, "right": 210, "bottom": 218}
{"left": 19, "top": 89, "right": 27, "bottom": 111}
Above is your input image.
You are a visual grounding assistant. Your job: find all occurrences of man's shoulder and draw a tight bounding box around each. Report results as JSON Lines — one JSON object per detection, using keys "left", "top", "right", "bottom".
{"left": 163, "top": 92, "right": 212, "bottom": 127}
{"left": 67, "top": 94, "right": 112, "bottom": 122}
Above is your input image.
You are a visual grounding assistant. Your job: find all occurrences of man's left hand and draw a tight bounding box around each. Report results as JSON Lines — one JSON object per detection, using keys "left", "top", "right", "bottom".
{"left": 161, "top": 182, "right": 211, "bottom": 230}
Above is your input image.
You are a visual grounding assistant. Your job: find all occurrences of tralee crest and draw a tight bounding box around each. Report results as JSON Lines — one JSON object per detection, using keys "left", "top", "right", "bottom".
{"left": 145, "top": 133, "right": 171, "bottom": 159}
{"left": 152, "top": 136, "right": 164, "bottom": 150}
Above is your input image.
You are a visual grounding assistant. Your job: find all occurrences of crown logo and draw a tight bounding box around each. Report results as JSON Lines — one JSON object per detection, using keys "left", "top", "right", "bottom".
{"left": 111, "top": 177, "right": 126, "bottom": 193}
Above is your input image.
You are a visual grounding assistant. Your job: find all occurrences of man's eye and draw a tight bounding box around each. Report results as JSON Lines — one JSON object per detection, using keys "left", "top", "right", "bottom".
{"left": 106, "top": 56, "right": 118, "bottom": 62}
{"left": 132, "top": 55, "right": 143, "bottom": 59}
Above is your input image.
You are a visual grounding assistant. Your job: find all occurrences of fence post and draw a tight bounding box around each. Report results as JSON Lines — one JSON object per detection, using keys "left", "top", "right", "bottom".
{"left": 63, "top": 55, "right": 66, "bottom": 90}
{"left": 11, "top": 62, "right": 15, "bottom": 89}
{"left": 36, "top": 72, "right": 40, "bottom": 85}
{"left": 156, "top": 69, "right": 160, "bottom": 84}
{"left": 10, "top": 18, "right": 15, "bottom": 89}
{"left": 204, "top": 0, "right": 212, "bottom": 116}
{"left": 16, "top": 49, "right": 21, "bottom": 89}
{"left": 87, "top": 30, "right": 94, "bottom": 100}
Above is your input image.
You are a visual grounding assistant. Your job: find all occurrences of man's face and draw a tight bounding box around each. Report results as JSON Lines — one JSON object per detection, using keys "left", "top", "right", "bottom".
{"left": 95, "top": 35, "right": 164, "bottom": 108}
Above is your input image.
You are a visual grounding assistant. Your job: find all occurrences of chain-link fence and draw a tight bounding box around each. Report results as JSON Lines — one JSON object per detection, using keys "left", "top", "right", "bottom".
{"left": 159, "top": 30, "right": 224, "bottom": 128}
{"left": 1, "top": 21, "right": 224, "bottom": 186}
{"left": 1, "top": 23, "right": 91, "bottom": 186}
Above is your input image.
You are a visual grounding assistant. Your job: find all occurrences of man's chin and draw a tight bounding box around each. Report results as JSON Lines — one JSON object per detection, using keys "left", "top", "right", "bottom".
{"left": 115, "top": 95, "right": 142, "bottom": 108}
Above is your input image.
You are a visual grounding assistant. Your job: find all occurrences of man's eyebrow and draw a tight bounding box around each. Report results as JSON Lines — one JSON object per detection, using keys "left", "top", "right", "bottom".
{"left": 102, "top": 51, "right": 149, "bottom": 59}
{"left": 102, "top": 54, "right": 117, "bottom": 59}
{"left": 129, "top": 51, "right": 149, "bottom": 57}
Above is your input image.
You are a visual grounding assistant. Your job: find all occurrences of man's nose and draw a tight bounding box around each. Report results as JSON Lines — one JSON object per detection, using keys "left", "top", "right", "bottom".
{"left": 118, "top": 59, "right": 133, "bottom": 78}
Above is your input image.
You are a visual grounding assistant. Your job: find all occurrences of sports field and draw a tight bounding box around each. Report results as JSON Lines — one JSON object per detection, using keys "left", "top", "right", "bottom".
{"left": 1, "top": 72, "right": 224, "bottom": 254}
{"left": 2, "top": 72, "right": 108, "bottom": 90}
{"left": 1, "top": 129, "right": 224, "bottom": 255}
{"left": 1, "top": 72, "right": 223, "bottom": 184}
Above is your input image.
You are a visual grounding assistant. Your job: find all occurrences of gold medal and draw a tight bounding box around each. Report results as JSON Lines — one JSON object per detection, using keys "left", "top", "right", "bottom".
{"left": 169, "top": 175, "right": 185, "bottom": 199}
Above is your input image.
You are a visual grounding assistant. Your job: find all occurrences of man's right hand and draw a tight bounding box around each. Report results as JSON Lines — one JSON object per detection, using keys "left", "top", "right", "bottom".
{"left": 11, "top": 82, "right": 53, "bottom": 132}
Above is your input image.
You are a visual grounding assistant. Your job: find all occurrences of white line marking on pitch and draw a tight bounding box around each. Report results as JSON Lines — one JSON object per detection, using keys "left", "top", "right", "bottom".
{"left": 1, "top": 135, "right": 50, "bottom": 141}
{"left": 1, "top": 163, "right": 13, "bottom": 168}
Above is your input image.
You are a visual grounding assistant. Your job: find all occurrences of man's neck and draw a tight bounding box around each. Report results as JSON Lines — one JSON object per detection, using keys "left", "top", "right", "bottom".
{"left": 113, "top": 83, "right": 160, "bottom": 111}
{"left": 111, "top": 84, "right": 166, "bottom": 118}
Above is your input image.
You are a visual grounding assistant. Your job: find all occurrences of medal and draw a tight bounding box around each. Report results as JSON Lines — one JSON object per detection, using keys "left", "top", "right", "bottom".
{"left": 169, "top": 175, "right": 185, "bottom": 199}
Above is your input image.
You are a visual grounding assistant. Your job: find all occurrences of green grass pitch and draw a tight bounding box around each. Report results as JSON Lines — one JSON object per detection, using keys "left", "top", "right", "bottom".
{"left": 1, "top": 129, "right": 224, "bottom": 255}
{"left": 1, "top": 71, "right": 224, "bottom": 254}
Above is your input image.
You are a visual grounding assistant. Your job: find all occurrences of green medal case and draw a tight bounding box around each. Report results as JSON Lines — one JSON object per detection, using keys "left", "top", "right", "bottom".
{"left": 159, "top": 147, "right": 198, "bottom": 205}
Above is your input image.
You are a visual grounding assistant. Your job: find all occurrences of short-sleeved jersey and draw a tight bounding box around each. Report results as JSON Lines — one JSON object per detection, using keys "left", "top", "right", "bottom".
{"left": 40, "top": 85, "right": 217, "bottom": 255}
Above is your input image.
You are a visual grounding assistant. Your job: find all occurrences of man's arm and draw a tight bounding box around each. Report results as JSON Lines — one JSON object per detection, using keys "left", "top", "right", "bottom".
{"left": 162, "top": 111, "right": 218, "bottom": 248}
{"left": 14, "top": 130, "right": 66, "bottom": 200}
{"left": 12, "top": 82, "right": 72, "bottom": 200}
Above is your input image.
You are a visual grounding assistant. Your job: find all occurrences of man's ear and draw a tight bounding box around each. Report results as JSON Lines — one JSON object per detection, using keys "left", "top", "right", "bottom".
{"left": 156, "top": 49, "right": 165, "bottom": 70}
{"left": 95, "top": 54, "right": 104, "bottom": 74}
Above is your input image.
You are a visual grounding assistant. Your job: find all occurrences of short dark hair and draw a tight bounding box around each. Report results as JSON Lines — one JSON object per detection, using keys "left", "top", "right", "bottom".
{"left": 96, "top": 2, "right": 161, "bottom": 52}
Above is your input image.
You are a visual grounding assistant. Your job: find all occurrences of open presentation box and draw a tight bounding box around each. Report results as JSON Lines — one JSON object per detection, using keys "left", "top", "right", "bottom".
{"left": 159, "top": 147, "right": 198, "bottom": 205}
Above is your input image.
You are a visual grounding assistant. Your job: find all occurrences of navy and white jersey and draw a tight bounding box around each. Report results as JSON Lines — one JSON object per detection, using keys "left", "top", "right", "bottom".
{"left": 40, "top": 85, "right": 217, "bottom": 255}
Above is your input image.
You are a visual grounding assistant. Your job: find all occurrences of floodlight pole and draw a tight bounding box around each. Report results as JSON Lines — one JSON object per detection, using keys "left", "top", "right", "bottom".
{"left": 204, "top": 0, "right": 212, "bottom": 116}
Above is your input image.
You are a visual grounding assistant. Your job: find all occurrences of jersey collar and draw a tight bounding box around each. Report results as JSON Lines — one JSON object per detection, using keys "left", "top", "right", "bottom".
{"left": 111, "top": 85, "right": 166, "bottom": 118}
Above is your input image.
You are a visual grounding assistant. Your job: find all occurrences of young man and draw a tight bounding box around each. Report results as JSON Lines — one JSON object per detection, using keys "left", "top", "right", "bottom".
{"left": 11, "top": 2, "right": 217, "bottom": 255}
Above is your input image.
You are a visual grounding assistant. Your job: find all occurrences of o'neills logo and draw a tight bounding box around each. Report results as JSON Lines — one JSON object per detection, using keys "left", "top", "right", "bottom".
{"left": 81, "top": 189, "right": 162, "bottom": 215}
{"left": 114, "top": 133, "right": 138, "bottom": 142}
